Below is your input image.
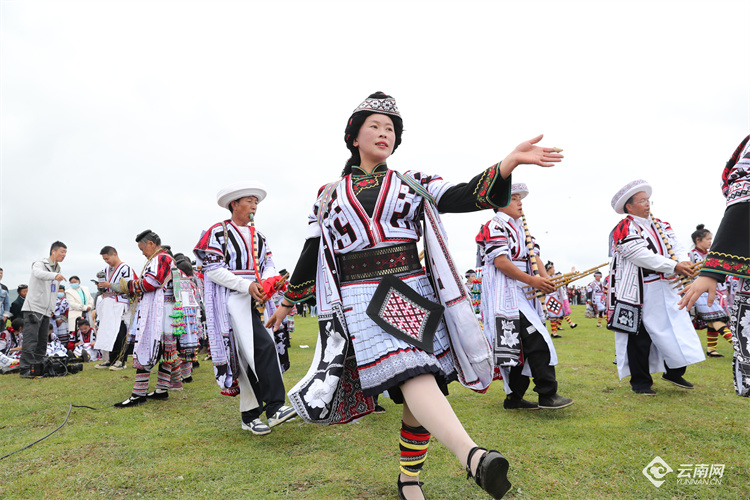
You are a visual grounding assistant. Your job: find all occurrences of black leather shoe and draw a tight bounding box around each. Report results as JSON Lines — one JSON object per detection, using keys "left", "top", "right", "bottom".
{"left": 661, "top": 375, "right": 694, "bottom": 389}
{"left": 114, "top": 395, "right": 147, "bottom": 408}
{"left": 146, "top": 390, "right": 169, "bottom": 400}
{"left": 466, "top": 447, "right": 511, "bottom": 499}
{"left": 503, "top": 397, "right": 539, "bottom": 410}
{"left": 538, "top": 393, "right": 574, "bottom": 409}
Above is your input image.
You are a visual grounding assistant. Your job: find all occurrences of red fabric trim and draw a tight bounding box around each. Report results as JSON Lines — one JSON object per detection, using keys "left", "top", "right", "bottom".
{"left": 141, "top": 251, "right": 174, "bottom": 292}
{"left": 344, "top": 174, "right": 376, "bottom": 244}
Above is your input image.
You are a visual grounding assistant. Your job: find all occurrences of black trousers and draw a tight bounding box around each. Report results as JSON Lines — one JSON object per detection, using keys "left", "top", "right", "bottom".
{"left": 20, "top": 312, "right": 50, "bottom": 372}
{"left": 507, "top": 312, "right": 558, "bottom": 398}
{"left": 242, "top": 311, "right": 286, "bottom": 420}
{"left": 626, "top": 324, "right": 686, "bottom": 390}
{"left": 110, "top": 321, "right": 128, "bottom": 364}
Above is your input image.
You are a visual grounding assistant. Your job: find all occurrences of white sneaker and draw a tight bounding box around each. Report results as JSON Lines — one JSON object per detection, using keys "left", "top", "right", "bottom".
{"left": 109, "top": 361, "right": 126, "bottom": 371}
{"left": 267, "top": 406, "right": 297, "bottom": 428}
{"left": 241, "top": 418, "right": 271, "bottom": 435}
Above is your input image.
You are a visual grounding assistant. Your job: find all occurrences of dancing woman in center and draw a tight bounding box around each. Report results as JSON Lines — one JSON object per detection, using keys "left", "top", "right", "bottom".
{"left": 268, "top": 92, "right": 563, "bottom": 500}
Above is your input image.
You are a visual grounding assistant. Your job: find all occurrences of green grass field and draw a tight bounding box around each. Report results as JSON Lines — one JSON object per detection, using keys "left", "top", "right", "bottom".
{"left": 1, "top": 306, "right": 748, "bottom": 499}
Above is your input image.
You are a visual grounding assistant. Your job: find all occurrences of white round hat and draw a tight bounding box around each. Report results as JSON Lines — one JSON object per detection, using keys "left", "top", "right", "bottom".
{"left": 511, "top": 182, "right": 529, "bottom": 200}
{"left": 216, "top": 182, "right": 268, "bottom": 209}
{"left": 611, "top": 179, "right": 652, "bottom": 214}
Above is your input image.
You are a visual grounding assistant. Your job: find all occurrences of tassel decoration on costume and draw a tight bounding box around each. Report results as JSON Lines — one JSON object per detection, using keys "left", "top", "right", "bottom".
{"left": 170, "top": 302, "right": 188, "bottom": 336}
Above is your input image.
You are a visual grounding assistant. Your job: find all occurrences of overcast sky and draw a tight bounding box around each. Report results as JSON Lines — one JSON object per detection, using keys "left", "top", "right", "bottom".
{"left": 1, "top": 0, "right": 748, "bottom": 293}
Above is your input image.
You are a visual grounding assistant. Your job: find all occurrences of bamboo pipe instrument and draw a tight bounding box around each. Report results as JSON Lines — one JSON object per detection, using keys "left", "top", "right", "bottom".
{"left": 550, "top": 270, "right": 580, "bottom": 285}
{"left": 527, "top": 270, "right": 581, "bottom": 293}
{"left": 670, "top": 259, "right": 704, "bottom": 289}
{"left": 651, "top": 211, "right": 697, "bottom": 291}
{"left": 669, "top": 259, "right": 703, "bottom": 282}
{"left": 651, "top": 210, "right": 686, "bottom": 286}
{"left": 526, "top": 262, "right": 610, "bottom": 299}
{"left": 551, "top": 270, "right": 580, "bottom": 283}
{"left": 651, "top": 211, "right": 679, "bottom": 263}
{"left": 520, "top": 211, "right": 546, "bottom": 310}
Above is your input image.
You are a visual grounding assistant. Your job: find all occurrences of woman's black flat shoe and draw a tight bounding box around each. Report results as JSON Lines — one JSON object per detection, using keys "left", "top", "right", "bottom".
{"left": 466, "top": 446, "right": 511, "bottom": 499}
{"left": 397, "top": 476, "right": 424, "bottom": 500}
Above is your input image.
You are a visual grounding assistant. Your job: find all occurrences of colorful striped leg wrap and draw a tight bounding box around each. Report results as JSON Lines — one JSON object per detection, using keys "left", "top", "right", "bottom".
{"left": 400, "top": 422, "right": 431, "bottom": 477}
{"left": 168, "top": 361, "right": 183, "bottom": 390}
{"left": 718, "top": 325, "right": 733, "bottom": 342}
{"left": 156, "top": 362, "right": 174, "bottom": 392}
{"left": 706, "top": 327, "right": 719, "bottom": 352}
{"left": 550, "top": 319, "right": 561, "bottom": 334}
{"left": 564, "top": 316, "right": 577, "bottom": 327}
{"left": 181, "top": 360, "right": 193, "bottom": 380}
{"left": 133, "top": 369, "right": 151, "bottom": 397}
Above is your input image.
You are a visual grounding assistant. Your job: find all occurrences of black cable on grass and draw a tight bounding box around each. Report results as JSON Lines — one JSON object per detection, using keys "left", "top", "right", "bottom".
{"left": 0, "top": 404, "right": 108, "bottom": 461}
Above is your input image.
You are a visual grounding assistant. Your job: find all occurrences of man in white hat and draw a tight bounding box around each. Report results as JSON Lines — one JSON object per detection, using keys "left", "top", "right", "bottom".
{"left": 608, "top": 179, "right": 704, "bottom": 395}
{"left": 194, "top": 182, "right": 296, "bottom": 435}
{"left": 475, "top": 183, "right": 574, "bottom": 410}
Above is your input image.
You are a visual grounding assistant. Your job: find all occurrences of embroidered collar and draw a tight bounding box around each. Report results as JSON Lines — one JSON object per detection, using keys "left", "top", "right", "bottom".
{"left": 351, "top": 163, "right": 388, "bottom": 196}
{"left": 351, "top": 163, "right": 388, "bottom": 178}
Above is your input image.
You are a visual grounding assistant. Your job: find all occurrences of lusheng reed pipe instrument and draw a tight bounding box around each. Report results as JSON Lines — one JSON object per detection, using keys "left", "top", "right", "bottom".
{"left": 520, "top": 211, "right": 547, "bottom": 310}
{"left": 548, "top": 270, "right": 580, "bottom": 286}
{"left": 523, "top": 271, "right": 580, "bottom": 297}
{"left": 651, "top": 211, "right": 694, "bottom": 291}
{"left": 670, "top": 259, "right": 704, "bottom": 289}
{"left": 650, "top": 211, "right": 679, "bottom": 263}
{"left": 249, "top": 213, "right": 290, "bottom": 313}
{"left": 526, "top": 262, "right": 610, "bottom": 299}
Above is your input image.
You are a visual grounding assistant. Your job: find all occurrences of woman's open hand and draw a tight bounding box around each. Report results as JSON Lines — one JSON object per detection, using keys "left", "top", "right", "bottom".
{"left": 499, "top": 134, "right": 564, "bottom": 178}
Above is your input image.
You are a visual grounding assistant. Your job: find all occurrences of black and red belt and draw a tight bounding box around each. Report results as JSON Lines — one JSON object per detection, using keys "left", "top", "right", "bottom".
{"left": 337, "top": 243, "right": 422, "bottom": 283}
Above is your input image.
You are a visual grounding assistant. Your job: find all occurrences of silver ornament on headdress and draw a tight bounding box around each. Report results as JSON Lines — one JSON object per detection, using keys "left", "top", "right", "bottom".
{"left": 352, "top": 96, "right": 401, "bottom": 118}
